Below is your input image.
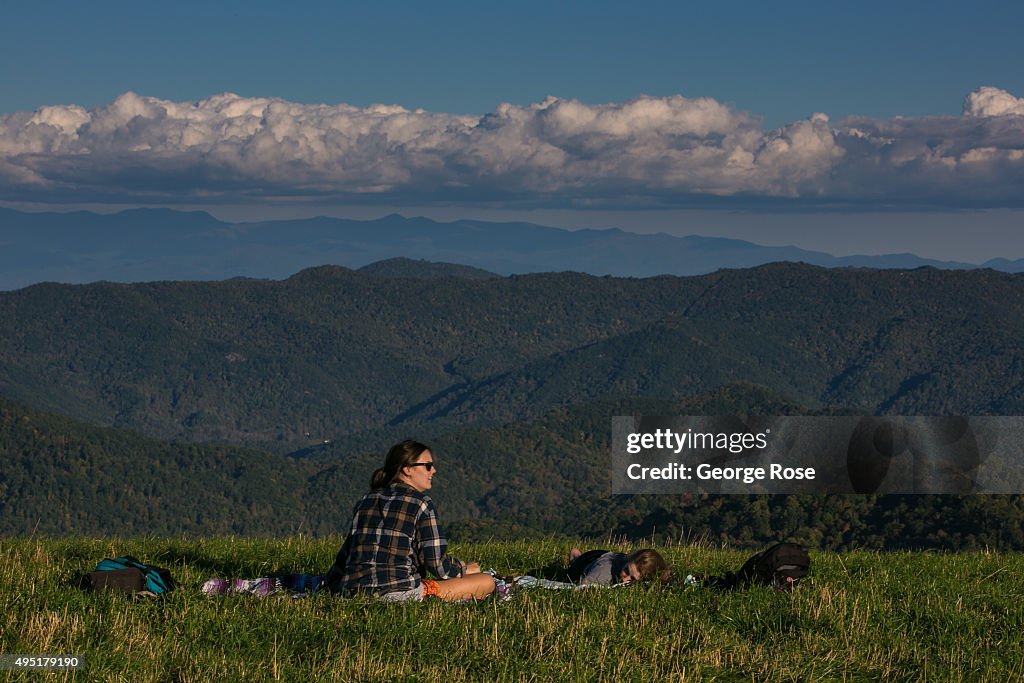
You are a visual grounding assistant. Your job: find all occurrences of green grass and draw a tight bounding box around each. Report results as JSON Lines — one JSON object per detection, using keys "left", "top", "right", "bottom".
{"left": 1, "top": 537, "right": 1022, "bottom": 682}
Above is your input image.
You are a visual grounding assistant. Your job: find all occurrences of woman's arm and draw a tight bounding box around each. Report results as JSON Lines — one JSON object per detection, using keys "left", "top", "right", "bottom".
{"left": 323, "top": 533, "right": 354, "bottom": 590}
{"left": 415, "top": 500, "right": 467, "bottom": 579}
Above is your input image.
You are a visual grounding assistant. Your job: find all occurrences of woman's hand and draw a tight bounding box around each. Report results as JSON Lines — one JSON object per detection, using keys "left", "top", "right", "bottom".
{"left": 464, "top": 562, "right": 481, "bottom": 575}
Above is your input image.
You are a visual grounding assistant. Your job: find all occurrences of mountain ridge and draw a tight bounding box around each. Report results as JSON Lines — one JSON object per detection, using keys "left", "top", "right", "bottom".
{"left": 1, "top": 207, "right": 1015, "bottom": 291}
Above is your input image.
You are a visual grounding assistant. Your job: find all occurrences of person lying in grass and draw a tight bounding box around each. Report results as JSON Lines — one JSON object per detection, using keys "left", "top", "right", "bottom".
{"left": 565, "top": 547, "right": 671, "bottom": 586}
{"left": 324, "top": 440, "right": 495, "bottom": 602}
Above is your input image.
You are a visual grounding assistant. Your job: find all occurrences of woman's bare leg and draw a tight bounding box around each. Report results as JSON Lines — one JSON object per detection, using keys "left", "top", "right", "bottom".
{"left": 433, "top": 574, "right": 495, "bottom": 601}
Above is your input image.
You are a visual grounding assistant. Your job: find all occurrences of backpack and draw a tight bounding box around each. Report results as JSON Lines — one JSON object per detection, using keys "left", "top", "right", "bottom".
{"left": 705, "top": 542, "right": 810, "bottom": 591}
{"left": 736, "top": 542, "right": 810, "bottom": 590}
{"left": 87, "top": 556, "right": 176, "bottom": 596}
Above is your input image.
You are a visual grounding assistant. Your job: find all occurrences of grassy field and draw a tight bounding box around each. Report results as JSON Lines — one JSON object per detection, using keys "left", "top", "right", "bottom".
{"left": 1, "top": 537, "right": 1022, "bottom": 682}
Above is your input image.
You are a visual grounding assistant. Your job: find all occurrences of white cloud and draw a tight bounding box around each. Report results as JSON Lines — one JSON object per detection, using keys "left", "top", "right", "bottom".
{"left": 1, "top": 87, "right": 1023, "bottom": 207}
{"left": 963, "top": 86, "right": 1024, "bottom": 118}
{"left": 752, "top": 113, "right": 843, "bottom": 197}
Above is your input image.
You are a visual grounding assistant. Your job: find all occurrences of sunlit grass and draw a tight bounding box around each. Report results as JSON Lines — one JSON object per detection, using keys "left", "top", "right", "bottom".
{"left": 1, "top": 537, "right": 1022, "bottom": 681}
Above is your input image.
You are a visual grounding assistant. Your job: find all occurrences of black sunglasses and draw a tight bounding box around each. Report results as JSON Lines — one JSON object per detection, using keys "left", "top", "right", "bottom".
{"left": 407, "top": 462, "right": 435, "bottom": 472}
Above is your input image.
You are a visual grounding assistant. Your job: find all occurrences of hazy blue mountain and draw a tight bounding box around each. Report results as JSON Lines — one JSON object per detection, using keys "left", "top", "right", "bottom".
{"left": 981, "top": 257, "right": 1024, "bottom": 273}
{"left": 0, "top": 207, "right": 989, "bottom": 290}
{"left": 357, "top": 257, "right": 500, "bottom": 280}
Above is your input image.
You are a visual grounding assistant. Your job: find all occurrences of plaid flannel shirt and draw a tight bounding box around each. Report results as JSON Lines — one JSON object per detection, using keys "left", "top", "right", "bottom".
{"left": 328, "top": 483, "right": 466, "bottom": 595}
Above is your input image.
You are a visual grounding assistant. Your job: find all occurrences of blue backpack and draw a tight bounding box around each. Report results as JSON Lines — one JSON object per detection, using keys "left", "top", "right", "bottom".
{"left": 90, "top": 556, "right": 176, "bottom": 595}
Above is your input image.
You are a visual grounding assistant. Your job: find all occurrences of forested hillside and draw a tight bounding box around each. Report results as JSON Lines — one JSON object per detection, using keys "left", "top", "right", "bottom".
{"left": 2, "top": 262, "right": 1023, "bottom": 546}
{"left": 4, "top": 387, "right": 1024, "bottom": 549}
{"left": 0, "top": 263, "right": 1021, "bottom": 454}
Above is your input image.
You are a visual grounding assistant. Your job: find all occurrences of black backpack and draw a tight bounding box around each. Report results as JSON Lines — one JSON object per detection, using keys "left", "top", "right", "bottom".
{"left": 705, "top": 542, "right": 810, "bottom": 591}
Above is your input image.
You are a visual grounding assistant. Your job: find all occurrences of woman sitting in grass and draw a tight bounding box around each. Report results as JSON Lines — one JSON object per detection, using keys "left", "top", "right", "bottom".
{"left": 324, "top": 440, "right": 495, "bottom": 602}
{"left": 565, "top": 547, "right": 671, "bottom": 586}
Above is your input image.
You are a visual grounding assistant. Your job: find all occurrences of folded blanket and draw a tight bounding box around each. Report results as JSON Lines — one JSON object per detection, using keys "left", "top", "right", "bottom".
{"left": 201, "top": 578, "right": 283, "bottom": 597}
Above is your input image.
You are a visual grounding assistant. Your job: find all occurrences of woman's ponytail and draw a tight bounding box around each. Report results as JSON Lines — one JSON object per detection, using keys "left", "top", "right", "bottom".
{"left": 370, "top": 467, "right": 391, "bottom": 490}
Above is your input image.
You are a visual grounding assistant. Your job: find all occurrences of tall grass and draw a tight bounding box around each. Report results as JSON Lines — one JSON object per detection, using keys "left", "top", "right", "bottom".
{"left": 1, "top": 537, "right": 1021, "bottom": 681}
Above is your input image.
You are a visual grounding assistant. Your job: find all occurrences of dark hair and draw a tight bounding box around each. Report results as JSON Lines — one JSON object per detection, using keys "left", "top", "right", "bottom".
{"left": 626, "top": 549, "right": 671, "bottom": 585}
{"left": 370, "top": 440, "right": 431, "bottom": 489}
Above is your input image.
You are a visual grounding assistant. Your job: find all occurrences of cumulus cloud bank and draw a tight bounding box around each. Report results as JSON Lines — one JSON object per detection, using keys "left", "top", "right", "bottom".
{"left": 1, "top": 87, "right": 1023, "bottom": 207}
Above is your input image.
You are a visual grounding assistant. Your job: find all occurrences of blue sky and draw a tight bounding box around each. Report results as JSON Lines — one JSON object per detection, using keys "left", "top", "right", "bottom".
{"left": 2, "top": 0, "right": 1023, "bottom": 260}
{"left": 5, "top": 1, "right": 1022, "bottom": 126}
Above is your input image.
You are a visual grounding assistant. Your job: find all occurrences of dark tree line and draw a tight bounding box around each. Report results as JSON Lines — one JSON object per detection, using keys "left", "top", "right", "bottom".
{"left": 4, "top": 387, "right": 1024, "bottom": 551}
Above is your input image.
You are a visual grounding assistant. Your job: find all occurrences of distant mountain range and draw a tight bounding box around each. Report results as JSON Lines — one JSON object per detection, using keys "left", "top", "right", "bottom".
{"left": 2, "top": 207, "right": 1022, "bottom": 290}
